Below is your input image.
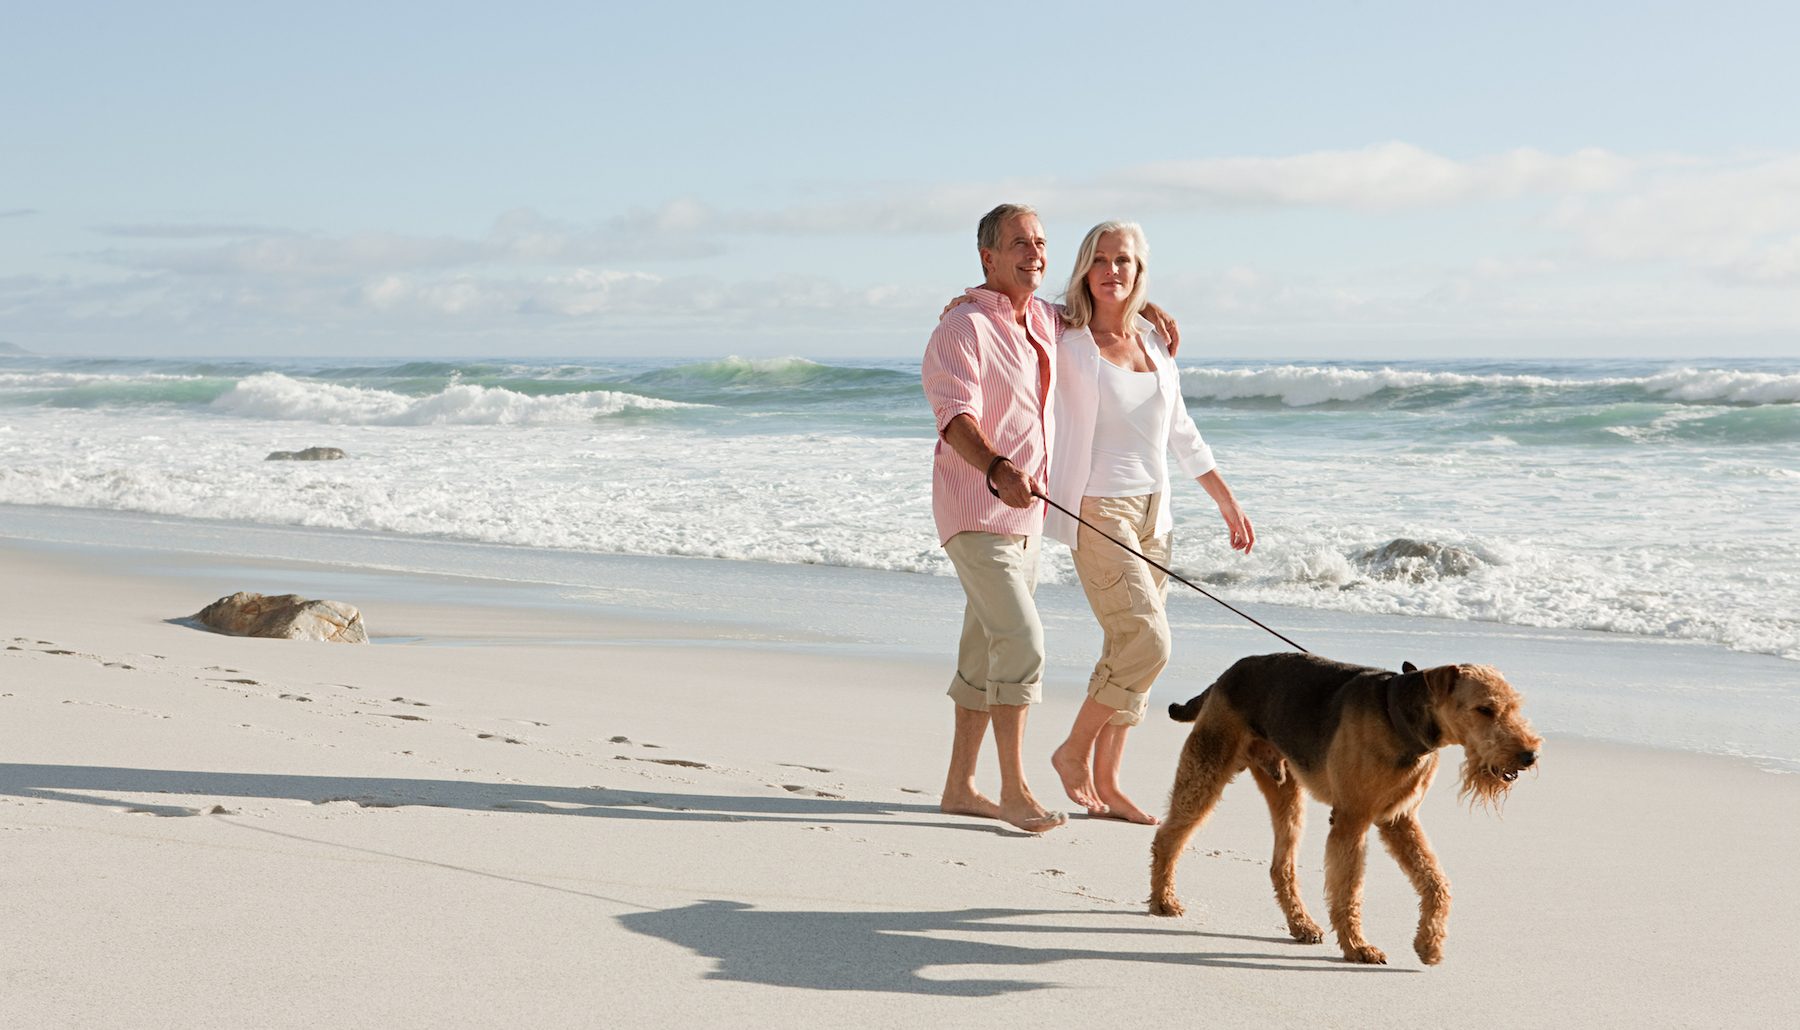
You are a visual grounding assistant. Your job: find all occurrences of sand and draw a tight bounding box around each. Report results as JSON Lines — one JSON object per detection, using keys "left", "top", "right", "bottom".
{"left": 3, "top": 539, "right": 1797, "bottom": 1029}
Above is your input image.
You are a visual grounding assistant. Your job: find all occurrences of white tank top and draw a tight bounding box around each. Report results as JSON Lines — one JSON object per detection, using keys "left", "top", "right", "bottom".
{"left": 1084, "top": 356, "right": 1166, "bottom": 497}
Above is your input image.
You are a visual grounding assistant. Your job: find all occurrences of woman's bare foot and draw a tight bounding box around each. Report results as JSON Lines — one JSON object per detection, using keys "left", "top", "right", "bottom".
{"left": 1050, "top": 741, "right": 1107, "bottom": 813}
{"left": 1094, "top": 787, "right": 1158, "bottom": 825}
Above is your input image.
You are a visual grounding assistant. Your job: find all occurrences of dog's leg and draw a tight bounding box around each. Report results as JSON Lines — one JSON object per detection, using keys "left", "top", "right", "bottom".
{"left": 1250, "top": 763, "right": 1323, "bottom": 944}
{"left": 1325, "top": 812, "right": 1385, "bottom": 963}
{"left": 1148, "top": 724, "right": 1240, "bottom": 917}
{"left": 1379, "top": 812, "right": 1451, "bottom": 965}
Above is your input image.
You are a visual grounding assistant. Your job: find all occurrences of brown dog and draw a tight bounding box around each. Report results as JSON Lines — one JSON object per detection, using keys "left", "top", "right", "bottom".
{"left": 1147, "top": 652, "right": 1541, "bottom": 965}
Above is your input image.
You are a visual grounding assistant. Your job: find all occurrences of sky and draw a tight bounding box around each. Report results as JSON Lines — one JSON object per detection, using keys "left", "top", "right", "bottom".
{"left": 4, "top": 0, "right": 1799, "bottom": 360}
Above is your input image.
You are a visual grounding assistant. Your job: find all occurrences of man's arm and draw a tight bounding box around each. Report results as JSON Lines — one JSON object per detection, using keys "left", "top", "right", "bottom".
{"left": 941, "top": 413, "right": 1038, "bottom": 509}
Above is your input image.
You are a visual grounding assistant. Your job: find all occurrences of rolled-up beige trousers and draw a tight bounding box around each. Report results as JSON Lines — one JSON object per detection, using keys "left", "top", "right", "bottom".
{"left": 1072, "top": 494, "right": 1172, "bottom": 727}
{"left": 942, "top": 530, "right": 1045, "bottom": 711}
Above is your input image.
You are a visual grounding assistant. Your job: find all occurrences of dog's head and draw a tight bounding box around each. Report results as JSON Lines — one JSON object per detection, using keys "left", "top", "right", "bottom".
{"left": 1412, "top": 663, "right": 1542, "bottom": 808}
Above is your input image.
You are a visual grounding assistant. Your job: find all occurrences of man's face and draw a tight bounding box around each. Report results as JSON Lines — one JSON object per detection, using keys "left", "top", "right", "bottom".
{"left": 980, "top": 214, "right": 1047, "bottom": 295}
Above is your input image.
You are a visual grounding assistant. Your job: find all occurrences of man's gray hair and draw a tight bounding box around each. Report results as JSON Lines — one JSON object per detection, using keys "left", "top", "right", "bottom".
{"left": 977, "top": 203, "right": 1039, "bottom": 253}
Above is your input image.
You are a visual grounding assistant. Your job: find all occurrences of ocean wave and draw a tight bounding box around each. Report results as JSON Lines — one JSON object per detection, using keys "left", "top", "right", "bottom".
{"left": 1179, "top": 366, "right": 1556, "bottom": 406}
{"left": 627, "top": 356, "right": 913, "bottom": 394}
{"left": 207, "top": 373, "right": 701, "bottom": 425}
{"left": 0, "top": 371, "right": 234, "bottom": 408}
{"left": 1180, "top": 364, "right": 1800, "bottom": 408}
{"left": 1639, "top": 368, "right": 1800, "bottom": 405}
{"left": 0, "top": 371, "right": 208, "bottom": 389}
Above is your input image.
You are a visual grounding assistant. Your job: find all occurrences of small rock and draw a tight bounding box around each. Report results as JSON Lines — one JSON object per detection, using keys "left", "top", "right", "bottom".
{"left": 265, "top": 447, "right": 347, "bottom": 461}
{"left": 191, "top": 592, "right": 368, "bottom": 643}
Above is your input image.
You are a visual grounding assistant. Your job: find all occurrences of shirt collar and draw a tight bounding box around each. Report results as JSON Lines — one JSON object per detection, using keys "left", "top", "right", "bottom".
{"left": 965, "top": 286, "right": 1039, "bottom": 321}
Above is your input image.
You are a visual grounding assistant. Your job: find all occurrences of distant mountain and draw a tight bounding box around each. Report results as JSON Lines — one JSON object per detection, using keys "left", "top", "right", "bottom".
{"left": 0, "top": 341, "right": 31, "bottom": 355}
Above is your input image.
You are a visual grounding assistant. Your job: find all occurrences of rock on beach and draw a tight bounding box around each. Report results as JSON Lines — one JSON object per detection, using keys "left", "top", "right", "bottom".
{"left": 265, "top": 447, "right": 346, "bottom": 461}
{"left": 192, "top": 592, "right": 368, "bottom": 643}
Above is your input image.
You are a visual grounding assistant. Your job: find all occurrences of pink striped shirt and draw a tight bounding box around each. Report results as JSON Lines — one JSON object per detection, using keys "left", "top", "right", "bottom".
{"left": 921, "top": 288, "right": 1061, "bottom": 545}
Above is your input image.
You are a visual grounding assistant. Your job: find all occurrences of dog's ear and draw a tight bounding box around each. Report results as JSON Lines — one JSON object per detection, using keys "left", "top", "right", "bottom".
{"left": 1387, "top": 671, "right": 1441, "bottom": 755}
{"left": 1422, "top": 665, "right": 1460, "bottom": 697}
{"left": 1401, "top": 661, "right": 1418, "bottom": 674}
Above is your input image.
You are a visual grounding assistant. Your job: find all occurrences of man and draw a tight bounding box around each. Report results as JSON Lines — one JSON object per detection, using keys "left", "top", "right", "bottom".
{"left": 920, "top": 203, "right": 1068, "bottom": 833}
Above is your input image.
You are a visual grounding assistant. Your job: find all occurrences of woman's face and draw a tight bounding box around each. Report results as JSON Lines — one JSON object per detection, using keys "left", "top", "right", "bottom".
{"left": 1085, "top": 231, "right": 1137, "bottom": 308}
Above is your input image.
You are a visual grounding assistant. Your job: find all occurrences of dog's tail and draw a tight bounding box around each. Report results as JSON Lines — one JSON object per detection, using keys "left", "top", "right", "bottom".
{"left": 1168, "top": 686, "right": 1212, "bottom": 723}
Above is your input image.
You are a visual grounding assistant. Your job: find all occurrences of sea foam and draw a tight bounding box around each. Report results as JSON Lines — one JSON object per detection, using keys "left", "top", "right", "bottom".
{"left": 208, "top": 373, "right": 699, "bottom": 425}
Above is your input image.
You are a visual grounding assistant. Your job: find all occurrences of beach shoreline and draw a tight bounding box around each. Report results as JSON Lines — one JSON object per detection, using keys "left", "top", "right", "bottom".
{"left": 4, "top": 526, "right": 1798, "bottom": 1027}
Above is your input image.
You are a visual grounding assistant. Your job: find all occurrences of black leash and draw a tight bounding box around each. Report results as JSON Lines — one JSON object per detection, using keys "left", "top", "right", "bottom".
{"left": 1031, "top": 487, "right": 1309, "bottom": 654}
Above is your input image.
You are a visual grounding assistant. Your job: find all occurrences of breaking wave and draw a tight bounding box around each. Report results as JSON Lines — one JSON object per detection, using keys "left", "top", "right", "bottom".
{"left": 207, "top": 373, "right": 699, "bottom": 425}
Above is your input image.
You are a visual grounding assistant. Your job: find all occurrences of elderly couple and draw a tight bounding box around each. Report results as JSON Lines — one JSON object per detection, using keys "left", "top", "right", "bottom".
{"left": 922, "top": 203, "right": 1254, "bottom": 834}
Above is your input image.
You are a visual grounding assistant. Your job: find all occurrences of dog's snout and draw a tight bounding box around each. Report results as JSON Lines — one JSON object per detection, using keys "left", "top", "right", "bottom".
{"left": 1517, "top": 749, "right": 1538, "bottom": 769}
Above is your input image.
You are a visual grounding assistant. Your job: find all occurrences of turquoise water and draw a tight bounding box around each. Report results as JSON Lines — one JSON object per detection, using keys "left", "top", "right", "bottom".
{"left": 1, "top": 352, "right": 1796, "bottom": 660}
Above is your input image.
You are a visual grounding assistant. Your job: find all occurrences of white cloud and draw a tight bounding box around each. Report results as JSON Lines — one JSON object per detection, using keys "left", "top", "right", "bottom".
{"left": 1546, "top": 153, "right": 1800, "bottom": 282}
{"left": 92, "top": 223, "right": 299, "bottom": 239}
{"left": 14, "top": 143, "right": 1800, "bottom": 355}
{"left": 606, "top": 145, "right": 1649, "bottom": 239}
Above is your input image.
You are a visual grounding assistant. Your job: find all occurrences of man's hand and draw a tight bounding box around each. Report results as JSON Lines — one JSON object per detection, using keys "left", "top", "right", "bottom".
{"left": 1141, "top": 301, "right": 1181, "bottom": 355}
{"left": 989, "top": 458, "right": 1039, "bottom": 509}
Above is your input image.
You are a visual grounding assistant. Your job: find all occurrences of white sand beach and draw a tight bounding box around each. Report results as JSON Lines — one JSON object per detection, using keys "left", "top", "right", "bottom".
{"left": 3, "top": 517, "right": 1798, "bottom": 1029}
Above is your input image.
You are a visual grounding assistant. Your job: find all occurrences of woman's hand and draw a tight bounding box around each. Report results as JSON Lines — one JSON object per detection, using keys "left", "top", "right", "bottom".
{"left": 1216, "top": 494, "right": 1255, "bottom": 554}
{"left": 1197, "top": 470, "right": 1254, "bottom": 553}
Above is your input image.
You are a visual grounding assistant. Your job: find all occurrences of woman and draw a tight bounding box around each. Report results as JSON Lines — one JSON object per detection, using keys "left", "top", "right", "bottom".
{"left": 1046, "top": 221, "right": 1254, "bottom": 824}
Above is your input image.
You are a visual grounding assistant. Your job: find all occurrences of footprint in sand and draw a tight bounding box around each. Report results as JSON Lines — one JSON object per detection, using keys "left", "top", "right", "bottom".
{"left": 778, "top": 784, "right": 845, "bottom": 799}
{"left": 218, "top": 678, "right": 259, "bottom": 685}
{"left": 278, "top": 694, "right": 312, "bottom": 702}
{"left": 780, "top": 763, "right": 832, "bottom": 773}
{"left": 390, "top": 697, "right": 429, "bottom": 707}
{"left": 608, "top": 735, "right": 631, "bottom": 743}
{"left": 383, "top": 714, "right": 427, "bottom": 722}
{"left": 898, "top": 787, "right": 928, "bottom": 795}
{"left": 477, "top": 733, "right": 526, "bottom": 745}
{"left": 637, "top": 757, "right": 708, "bottom": 769}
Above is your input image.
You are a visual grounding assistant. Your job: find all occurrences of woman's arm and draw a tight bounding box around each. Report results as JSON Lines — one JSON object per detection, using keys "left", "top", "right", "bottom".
{"left": 1197, "top": 469, "right": 1254, "bottom": 554}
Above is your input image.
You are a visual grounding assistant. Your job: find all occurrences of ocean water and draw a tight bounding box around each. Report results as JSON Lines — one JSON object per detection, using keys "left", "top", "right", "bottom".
{"left": 1, "top": 351, "right": 1796, "bottom": 663}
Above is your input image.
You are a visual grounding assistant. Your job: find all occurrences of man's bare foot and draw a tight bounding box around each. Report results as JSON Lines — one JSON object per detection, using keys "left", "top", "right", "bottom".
{"left": 940, "top": 786, "right": 1003, "bottom": 820}
{"left": 1050, "top": 741, "right": 1107, "bottom": 813}
{"left": 998, "top": 796, "right": 1068, "bottom": 834}
{"left": 1094, "top": 787, "right": 1158, "bottom": 825}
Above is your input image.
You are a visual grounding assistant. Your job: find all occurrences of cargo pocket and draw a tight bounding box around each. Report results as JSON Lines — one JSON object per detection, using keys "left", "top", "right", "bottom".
{"left": 1076, "top": 555, "right": 1135, "bottom": 618}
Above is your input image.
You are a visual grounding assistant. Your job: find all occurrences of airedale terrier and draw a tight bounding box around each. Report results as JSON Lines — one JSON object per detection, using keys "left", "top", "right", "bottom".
{"left": 1147, "top": 652, "right": 1540, "bottom": 965}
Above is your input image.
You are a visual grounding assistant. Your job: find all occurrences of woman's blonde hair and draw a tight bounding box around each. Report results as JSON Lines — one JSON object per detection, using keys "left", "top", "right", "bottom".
{"left": 1060, "top": 220, "right": 1149, "bottom": 330}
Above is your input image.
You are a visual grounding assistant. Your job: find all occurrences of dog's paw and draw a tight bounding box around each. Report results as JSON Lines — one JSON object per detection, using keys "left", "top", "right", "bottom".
{"left": 1147, "top": 895, "right": 1185, "bottom": 918}
{"left": 1414, "top": 931, "right": 1444, "bottom": 965}
{"left": 1287, "top": 917, "right": 1324, "bottom": 944}
{"left": 1343, "top": 944, "right": 1387, "bottom": 965}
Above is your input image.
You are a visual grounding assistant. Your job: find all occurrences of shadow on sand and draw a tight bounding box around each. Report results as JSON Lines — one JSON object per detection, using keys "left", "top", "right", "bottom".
{"left": 0, "top": 762, "right": 1012, "bottom": 832}
{"left": 616, "top": 901, "right": 1393, "bottom": 993}
{"left": 2, "top": 763, "right": 1399, "bottom": 989}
